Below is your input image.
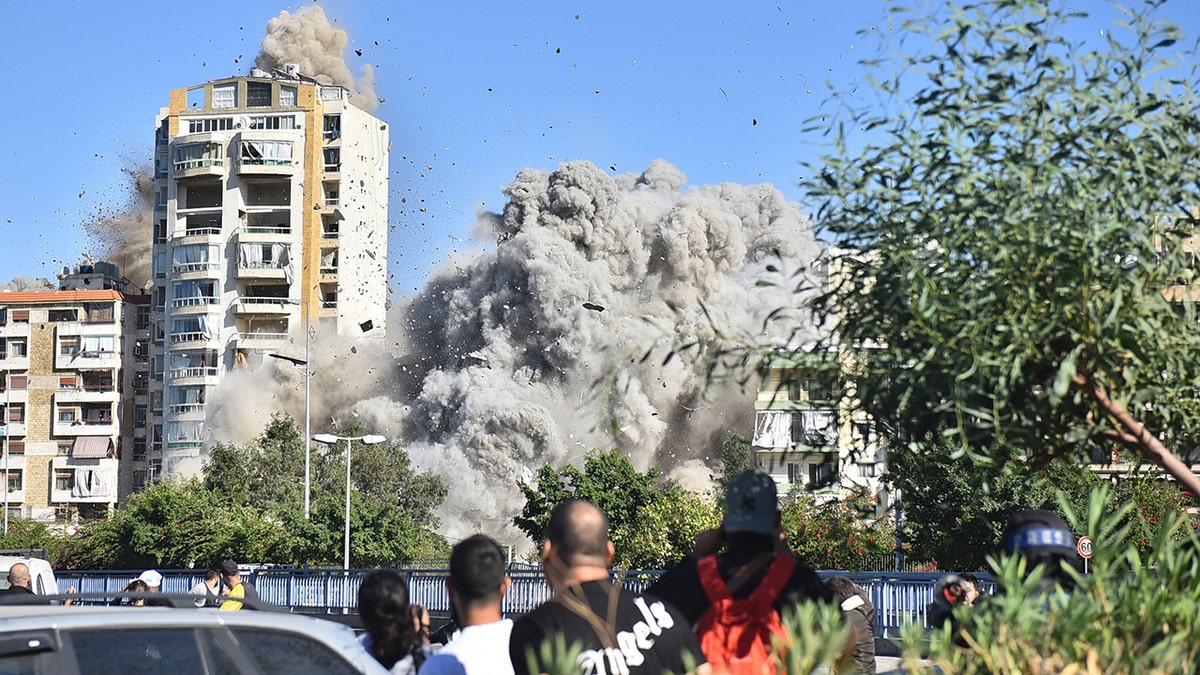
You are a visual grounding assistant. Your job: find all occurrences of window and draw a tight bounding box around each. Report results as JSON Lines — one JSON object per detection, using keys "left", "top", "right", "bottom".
{"left": 59, "top": 375, "right": 79, "bottom": 390}
{"left": 7, "top": 340, "right": 26, "bottom": 357}
{"left": 279, "top": 85, "right": 297, "bottom": 107}
{"left": 83, "top": 302, "right": 115, "bottom": 322}
{"left": 7, "top": 375, "right": 27, "bottom": 390}
{"left": 154, "top": 220, "right": 167, "bottom": 244}
{"left": 247, "top": 81, "right": 272, "bottom": 107}
{"left": 323, "top": 115, "right": 341, "bottom": 140}
{"left": 0, "top": 309, "right": 5, "bottom": 325}
{"left": 174, "top": 142, "right": 223, "bottom": 171}
{"left": 249, "top": 115, "right": 296, "bottom": 130}
{"left": 859, "top": 463, "right": 877, "bottom": 478}
{"left": 809, "top": 460, "right": 838, "bottom": 488}
{"left": 786, "top": 463, "right": 804, "bottom": 484}
{"left": 11, "top": 310, "right": 29, "bottom": 323}
{"left": 133, "top": 438, "right": 147, "bottom": 462}
{"left": 186, "top": 117, "right": 234, "bottom": 133}
{"left": 7, "top": 404, "right": 23, "bottom": 423}
{"left": 58, "top": 408, "right": 78, "bottom": 423}
{"left": 789, "top": 376, "right": 835, "bottom": 402}
{"left": 66, "top": 628, "right": 207, "bottom": 674}
{"left": 81, "top": 336, "right": 116, "bottom": 355}
{"left": 135, "top": 406, "right": 148, "bottom": 424}
{"left": 324, "top": 184, "right": 339, "bottom": 206}
{"left": 48, "top": 309, "right": 77, "bottom": 322}
{"left": 6, "top": 470, "right": 21, "bottom": 493}
{"left": 55, "top": 469, "right": 74, "bottom": 492}
{"left": 238, "top": 629, "right": 358, "bottom": 675}
{"left": 212, "top": 83, "right": 237, "bottom": 109}
{"left": 240, "top": 140, "right": 293, "bottom": 166}
{"left": 133, "top": 469, "right": 148, "bottom": 490}
{"left": 137, "top": 305, "right": 151, "bottom": 330}
{"left": 323, "top": 147, "right": 340, "bottom": 172}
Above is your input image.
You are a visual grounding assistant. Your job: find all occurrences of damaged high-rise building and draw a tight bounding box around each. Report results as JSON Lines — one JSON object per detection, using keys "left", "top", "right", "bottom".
{"left": 149, "top": 66, "right": 388, "bottom": 478}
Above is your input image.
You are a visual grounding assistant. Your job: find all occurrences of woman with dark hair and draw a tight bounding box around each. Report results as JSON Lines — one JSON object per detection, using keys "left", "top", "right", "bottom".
{"left": 357, "top": 570, "right": 433, "bottom": 674}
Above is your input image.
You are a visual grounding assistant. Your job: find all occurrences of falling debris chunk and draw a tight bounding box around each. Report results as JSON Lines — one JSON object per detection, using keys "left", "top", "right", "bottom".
{"left": 582, "top": 302, "right": 606, "bottom": 313}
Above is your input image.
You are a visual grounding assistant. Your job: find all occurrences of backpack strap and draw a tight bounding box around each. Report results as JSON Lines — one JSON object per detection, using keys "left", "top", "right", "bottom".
{"left": 744, "top": 554, "right": 798, "bottom": 613}
{"left": 697, "top": 554, "right": 731, "bottom": 604}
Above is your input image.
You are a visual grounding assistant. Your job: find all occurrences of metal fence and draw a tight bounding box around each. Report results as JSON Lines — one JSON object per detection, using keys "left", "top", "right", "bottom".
{"left": 56, "top": 568, "right": 969, "bottom": 639}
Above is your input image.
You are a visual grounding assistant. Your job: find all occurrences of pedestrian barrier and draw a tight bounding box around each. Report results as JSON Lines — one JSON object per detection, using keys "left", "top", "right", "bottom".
{"left": 56, "top": 568, "right": 970, "bottom": 638}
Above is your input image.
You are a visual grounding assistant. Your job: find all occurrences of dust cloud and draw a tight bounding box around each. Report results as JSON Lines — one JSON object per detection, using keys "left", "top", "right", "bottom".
{"left": 255, "top": 5, "right": 378, "bottom": 111}
{"left": 78, "top": 164, "right": 155, "bottom": 290}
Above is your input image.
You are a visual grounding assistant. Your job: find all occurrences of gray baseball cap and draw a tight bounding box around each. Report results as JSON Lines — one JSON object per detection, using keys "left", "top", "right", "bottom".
{"left": 723, "top": 470, "right": 778, "bottom": 534}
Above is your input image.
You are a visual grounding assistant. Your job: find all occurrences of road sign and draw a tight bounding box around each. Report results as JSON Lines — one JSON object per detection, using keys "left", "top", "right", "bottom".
{"left": 1077, "top": 535, "right": 1093, "bottom": 559}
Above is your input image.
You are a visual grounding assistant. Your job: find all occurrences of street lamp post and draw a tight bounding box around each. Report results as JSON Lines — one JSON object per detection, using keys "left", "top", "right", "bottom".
{"left": 312, "top": 433, "right": 387, "bottom": 570}
{"left": 269, "top": 345, "right": 313, "bottom": 519}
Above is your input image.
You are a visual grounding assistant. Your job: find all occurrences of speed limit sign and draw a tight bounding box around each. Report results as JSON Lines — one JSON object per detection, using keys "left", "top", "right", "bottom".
{"left": 1077, "top": 536, "right": 1093, "bottom": 559}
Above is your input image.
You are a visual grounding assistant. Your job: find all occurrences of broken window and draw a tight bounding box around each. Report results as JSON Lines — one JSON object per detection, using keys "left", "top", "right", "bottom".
{"left": 279, "top": 85, "right": 297, "bottom": 107}
{"left": 323, "top": 148, "right": 341, "bottom": 172}
{"left": 323, "top": 115, "right": 341, "bottom": 141}
{"left": 247, "top": 81, "right": 272, "bottom": 107}
{"left": 240, "top": 140, "right": 293, "bottom": 166}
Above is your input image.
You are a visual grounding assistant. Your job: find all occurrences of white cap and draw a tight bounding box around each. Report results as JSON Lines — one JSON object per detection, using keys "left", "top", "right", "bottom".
{"left": 138, "top": 569, "right": 163, "bottom": 587}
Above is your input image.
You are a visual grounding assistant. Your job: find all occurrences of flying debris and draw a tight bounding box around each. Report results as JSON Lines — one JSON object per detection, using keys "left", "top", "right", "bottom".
{"left": 582, "top": 302, "right": 606, "bottom": 313}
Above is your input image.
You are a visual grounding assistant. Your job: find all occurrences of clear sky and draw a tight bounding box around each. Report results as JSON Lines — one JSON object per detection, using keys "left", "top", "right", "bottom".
{"left": 2, "top": 1, "right": 1196, "bottom": 295}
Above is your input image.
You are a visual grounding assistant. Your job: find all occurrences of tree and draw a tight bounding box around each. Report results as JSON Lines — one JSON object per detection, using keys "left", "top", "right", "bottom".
{"left": 713, "top": 433, "right": 754, "bottom": 496}
{"left": 886, "top": 437, "right": 1103, "bottom": 571}
{"left": 779, "top": 491, "right": 896, "bottom": 571}
{"left": 618, "top": 487, "right": 720, "bottom": 570}
{"left": 514, "top": 449, "right": 675, "bottom": 562}
{"left": 803, "top": 0, "right": 1200, "bottom": 497}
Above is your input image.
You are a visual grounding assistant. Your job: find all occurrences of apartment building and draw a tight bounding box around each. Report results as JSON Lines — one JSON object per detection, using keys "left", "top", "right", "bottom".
{"left": 150, "top": 66, "right": 389, "bottom": 477}
{"left": 751, "top": 349, "right": 888, "bottom": 510}
{"left": 0, "top": 263, "right": 151, "bottom": 522}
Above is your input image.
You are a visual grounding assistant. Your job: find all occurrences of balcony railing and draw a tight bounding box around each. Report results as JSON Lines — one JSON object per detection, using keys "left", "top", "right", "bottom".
{"left": 181, "top": 227, "right": 222, "bottom": 237}
{"left": 170, "top": 367, "right": 219, "bottom": 379}
{"left": 171, "top": 296, "right": 219, "bottom": 308}
{"left": 240, "top": 226, "right": 292, "bottom": 235}
{"left": 169, "top": 403, "right": 206, "bottom": 415}
{"left": 170, "top": 332, "right": 214, "bottom": 344}
{"left": 171, "top": 262, "right": 220, "bottom": 276}
{"left": 173, "top": 159, "right": 224, "bottom": 172}
{"left": 237, "top": 332, "right": 288, "bottom": 342}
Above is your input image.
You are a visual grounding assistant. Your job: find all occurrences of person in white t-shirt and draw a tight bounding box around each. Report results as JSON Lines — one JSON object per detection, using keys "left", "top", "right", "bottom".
{"left": 419, "top": 534, "right": 514, "bottom": 675}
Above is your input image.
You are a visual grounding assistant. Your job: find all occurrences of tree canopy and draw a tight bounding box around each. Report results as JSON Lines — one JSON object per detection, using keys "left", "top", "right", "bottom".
{"left": 803, "top": 0, "right": 1200, "bottom": 496}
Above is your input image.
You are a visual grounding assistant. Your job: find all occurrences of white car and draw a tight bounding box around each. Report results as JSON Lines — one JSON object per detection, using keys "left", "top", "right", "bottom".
{"left": 0, "top": 605, "right": 390, "bottom": 674}
{"left": 0, "top": 553, "right": 58, "bottom": 596}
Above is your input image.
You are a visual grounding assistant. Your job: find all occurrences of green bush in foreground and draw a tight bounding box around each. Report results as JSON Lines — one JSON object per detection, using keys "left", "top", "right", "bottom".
{"left": 903, "top": 485, "right": 1200, "bottom": 674}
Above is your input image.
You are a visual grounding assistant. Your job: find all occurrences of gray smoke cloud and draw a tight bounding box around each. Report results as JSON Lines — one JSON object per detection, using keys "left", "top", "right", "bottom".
{"left": 0, "top": 276, "right": 55, "bottom": 292}
{"left": 256, "top": 5, "right": 378, "bottom": 111}
{"left": 382, "top": 159, "right": 824, "bottom": 545}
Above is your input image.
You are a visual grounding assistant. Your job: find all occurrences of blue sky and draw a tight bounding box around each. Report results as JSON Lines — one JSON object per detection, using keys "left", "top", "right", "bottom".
{"left": 2, "top": 1, "right": 1196, "bottom": 295}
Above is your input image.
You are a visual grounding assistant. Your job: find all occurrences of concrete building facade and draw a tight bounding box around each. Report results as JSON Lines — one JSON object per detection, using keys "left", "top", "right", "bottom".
{"left": 150, "top": 67, "right": 389, "bottom": 477}
{"left": 0, "top": 264, "right": 151, "bottom": 522}
{"left": 752, "top": 349, "right": 889, "bottom": 510}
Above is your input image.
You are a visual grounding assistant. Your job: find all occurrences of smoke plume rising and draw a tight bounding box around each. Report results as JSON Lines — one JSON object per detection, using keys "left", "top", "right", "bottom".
{"left": 0, "top": 276, "right": 55, "bottom": 292}
{"left": 79, "top": 164, "right": 155, "bottom": 289}
{"left": 382, "top": 159, "right": 823, "bottom": 545}
{"left": 256, "top": 6, "right": 378, "bottom": 111}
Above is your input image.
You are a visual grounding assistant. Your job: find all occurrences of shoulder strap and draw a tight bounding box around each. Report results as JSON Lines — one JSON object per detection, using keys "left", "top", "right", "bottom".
{"left": 697, "top": 555, "right": 730, "bottom": 604}
{"left": 745, "top": 554, "right": 797, "bottom": 610}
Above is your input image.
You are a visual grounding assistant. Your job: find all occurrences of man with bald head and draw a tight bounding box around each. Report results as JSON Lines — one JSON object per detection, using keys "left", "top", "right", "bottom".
{"left": 1, "top": 563, "right": 51, "bottom": 605}
{"left": 509, "top": 499, "right": 709, "bottom": 675}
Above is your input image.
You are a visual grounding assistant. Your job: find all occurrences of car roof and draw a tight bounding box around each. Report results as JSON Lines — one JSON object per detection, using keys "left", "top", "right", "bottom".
{"left": 0, "top": 606, "right": 390, "bottom": 674}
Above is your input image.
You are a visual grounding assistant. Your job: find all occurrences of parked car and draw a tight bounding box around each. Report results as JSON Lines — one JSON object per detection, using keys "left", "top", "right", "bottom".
{"left": 0, "top": 604, "right": 390, "bottom": 674}
{"left": 0, "top": 550, "right": 58, "bottom": 596}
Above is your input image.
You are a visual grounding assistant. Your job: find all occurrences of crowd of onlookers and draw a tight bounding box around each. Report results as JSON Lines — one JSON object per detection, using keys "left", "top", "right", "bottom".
{"left": 3, "top": 469, "right": 1094, "bottom": 674}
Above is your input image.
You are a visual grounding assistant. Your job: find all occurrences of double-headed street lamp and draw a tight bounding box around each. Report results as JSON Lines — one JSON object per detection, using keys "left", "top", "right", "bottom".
{"left": 312, "top": 433, "right": 387, "bottom": 571}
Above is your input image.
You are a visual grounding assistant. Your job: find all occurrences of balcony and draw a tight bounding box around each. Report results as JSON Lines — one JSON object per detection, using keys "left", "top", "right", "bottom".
{"left": 170, "top": 261, "right": 222, "bottom": 278}
{"left": 174, "top": 213, "right": 225, "bottom": 245}
{"left": 235, "top": 135, "right": 298, "bottom": 177}
{"left": 0, "top": 321, "right": 30, "bottom": 338}
{"left": 51, "top": 456, "right": 119, "bottom": 504}
{"left": 1, "top": 421, "right": 27, "bottom": 437}
{"left": 52, "top": 416, "right": 116, "bottom": 438}
{"left": 0, "top": 354, "right": 30, "bottom": 371}
{"left": 237, "top": 263, "right": 290, "bottom": 281}
{"left": 3, "top": 454, "right": 24, "bottom": 504}
{"left": 235, "top": 332, "right": 290, "bottom": 350}
{"left": 169, "top": 332, "right": 219, "bottom": 349}
{"left": 236, "top": 225, "right": 292, "bottom": 244}
{"left": 235, "top": 296, "right": 294, "bottom": 314}
{"left": 169, "top": 366, "right": 220, "bottom": 384}
{"left": 56, "top": 350, "right": 120, "bottom": 371}
{"left": 170, "top": 295, "right": 221, "bottom": 313}
{"left": 168, "top": 403, "right": 206, "bottom": 417}
{"left": 172, "top": 137, "right": 225, "bottom": 180}
{"left": 56, "top": 382, "right": 118, "bottom": 404}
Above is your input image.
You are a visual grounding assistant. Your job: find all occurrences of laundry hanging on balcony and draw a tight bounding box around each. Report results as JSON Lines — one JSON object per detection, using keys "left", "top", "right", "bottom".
{"left": 753, "top": 411, "right": 791, "bottom": 448}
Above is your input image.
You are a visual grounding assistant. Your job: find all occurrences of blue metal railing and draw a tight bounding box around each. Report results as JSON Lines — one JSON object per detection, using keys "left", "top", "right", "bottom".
{"left": 55, "top": 568, "right": 969, "bottom": 639}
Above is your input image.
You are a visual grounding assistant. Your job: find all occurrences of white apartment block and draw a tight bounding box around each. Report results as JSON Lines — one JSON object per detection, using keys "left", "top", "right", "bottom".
{"left": 752, "top": 349, "right": 889, "bottom": 512}
{"left": 150, "top": 67, "right": 388, "bottom": 477}
{"left": 1, "top": 263, "right": 152, "bottom": 522}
